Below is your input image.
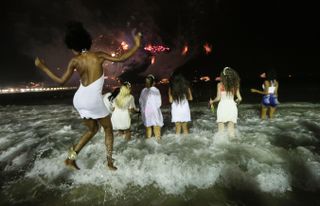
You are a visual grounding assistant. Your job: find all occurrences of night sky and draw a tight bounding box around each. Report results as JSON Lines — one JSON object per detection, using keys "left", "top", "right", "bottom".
{"left": 1, "top": 0, "right": 319, "bottom": 86}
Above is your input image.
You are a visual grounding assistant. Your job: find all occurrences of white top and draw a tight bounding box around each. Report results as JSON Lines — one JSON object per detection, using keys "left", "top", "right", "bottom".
{"left": 139, "top": 86, "right": 164, "bottom": 127}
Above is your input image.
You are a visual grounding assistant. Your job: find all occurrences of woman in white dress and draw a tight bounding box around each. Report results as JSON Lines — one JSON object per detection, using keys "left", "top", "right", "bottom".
{"left": 111, "top": 82, "right": 138, "bottom": 140}
{"left": 139, "top": 74, "right": 163, "bottom": 140}
{"left": 210, "top": 67, "right": 242, "bottom": 138}
{"left": 168, "top": 74, "right": 193, "bottom": 135}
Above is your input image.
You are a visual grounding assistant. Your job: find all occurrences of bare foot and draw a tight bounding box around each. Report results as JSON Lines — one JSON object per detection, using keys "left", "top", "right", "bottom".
{"left": 64, "top": 159, "right": 80, "bottom": 170}
{"left": 107, "top": 158, "right": 117, "bottom": 171}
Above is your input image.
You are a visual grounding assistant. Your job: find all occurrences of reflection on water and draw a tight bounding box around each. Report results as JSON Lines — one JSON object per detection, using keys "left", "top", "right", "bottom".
{"left": 0, "top": 103, "right": 320, "bottom": 205}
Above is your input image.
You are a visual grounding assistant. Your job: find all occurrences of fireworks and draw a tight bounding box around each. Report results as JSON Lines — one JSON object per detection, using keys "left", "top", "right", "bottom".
{"left": 181, "top": 45, "right": 189, "bottom": 55}
{"left": 203, "top": 43, "right": 212, "bottom": 55}
{"left": 144, "top": 44, "right": 170, "bottom": 55}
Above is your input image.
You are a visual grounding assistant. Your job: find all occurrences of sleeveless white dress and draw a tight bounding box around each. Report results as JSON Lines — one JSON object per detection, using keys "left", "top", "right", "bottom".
{"left": 171, "top": 96, "right": 191, "bottom": 122}
{"left": 217, "top": 90, "right": 238, "bottom": 123}
{"left": 111, "top": 95, "right": 136, "bottom": 130}
{"left": 73, "top": 74, "right": 110, "bottom": 119}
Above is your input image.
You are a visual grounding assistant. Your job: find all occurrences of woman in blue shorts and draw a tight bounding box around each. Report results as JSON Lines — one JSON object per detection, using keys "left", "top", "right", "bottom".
{"left": 251, "top": 70, "right": 279, "bottom": 119}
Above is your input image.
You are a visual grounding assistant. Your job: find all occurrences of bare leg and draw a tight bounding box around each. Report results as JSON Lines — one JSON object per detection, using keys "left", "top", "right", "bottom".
{"left": 146, "top": 127, "right": 152, "bottom": 138}
{"left": 227, "top": 121, "right": 235, "bottom": 138}
{"left": 154, "top": 126, "right": 161, "bottom": 140}
{"left": 175, "top": 122, "right": 182, "bottom": 135}
{"left": 218, "top": 123, "right": 224, "bottom": 133}
{"left": 98, "top": 116, "right": 117, "bottom": 171}
{"left": 65, "top": 119, "right": 99, "bottom": 170}
{"left": 261, "top": 106, "right": 268, "bottom": 120}
{"left": 124, "top": 129, "right": 131, "bottom": 141}
{"left": 182, "top": 122, "right": 189, "bottom": 135}
{"left": 269, "top": 107, "right": 276, "bottom": 119}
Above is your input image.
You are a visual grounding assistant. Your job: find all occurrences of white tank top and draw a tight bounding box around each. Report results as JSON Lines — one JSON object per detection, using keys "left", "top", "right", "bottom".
{"left": 262, "top": 81, "right": 276, "bottom": 94}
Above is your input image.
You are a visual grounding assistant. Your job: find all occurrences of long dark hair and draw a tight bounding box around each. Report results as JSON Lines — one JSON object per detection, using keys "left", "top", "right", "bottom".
{"left": 170, "top": 74, "right": 189, "bottom": 102}
{"left": 220, "top": 67, "right": 240, "bottom": 94}
{"left": 64, "top": 21, "right": 92, "bottom": 52}
{"left": 266, "top": 69, "right": 277, "bottom": 81}
{"left": 108, "top": 87, "right": 120, "bottom": 102}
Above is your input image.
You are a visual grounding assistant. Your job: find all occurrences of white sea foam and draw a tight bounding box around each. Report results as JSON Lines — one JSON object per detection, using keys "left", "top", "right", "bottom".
{"left": 1, "top": 103, "right": 320, "bottom": 204}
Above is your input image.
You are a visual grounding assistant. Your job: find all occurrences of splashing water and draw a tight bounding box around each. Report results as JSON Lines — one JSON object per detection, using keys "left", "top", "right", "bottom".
{"left": 0, "top": 103, "right": 320, "bottom": 205}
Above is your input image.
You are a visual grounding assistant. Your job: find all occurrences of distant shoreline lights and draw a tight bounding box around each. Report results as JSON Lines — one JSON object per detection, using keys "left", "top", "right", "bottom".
{"left": 0, "top": 86, "right": 77, "bottom": 94}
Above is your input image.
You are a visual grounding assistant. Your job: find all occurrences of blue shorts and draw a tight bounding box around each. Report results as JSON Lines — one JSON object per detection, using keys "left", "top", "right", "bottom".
{"left": 262, "top": 94, "right": 278, "bottom": 107}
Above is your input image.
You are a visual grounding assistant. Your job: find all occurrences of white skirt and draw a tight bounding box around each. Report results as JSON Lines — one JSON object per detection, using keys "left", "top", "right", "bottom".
{"left": 171, "top": 99, "right": 191, "bottom": 122}
{"left": 217, "top": 99, "right": 237, "bottom": 123}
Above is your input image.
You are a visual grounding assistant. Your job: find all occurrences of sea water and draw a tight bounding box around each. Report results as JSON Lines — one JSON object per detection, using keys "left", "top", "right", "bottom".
{"left": 0, "top": 103, "right": 320, "bottom": 206}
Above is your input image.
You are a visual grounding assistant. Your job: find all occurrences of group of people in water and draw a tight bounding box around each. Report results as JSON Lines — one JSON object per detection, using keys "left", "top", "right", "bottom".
{"left": 34, "top": 22, "right": 279, "bottom": 171}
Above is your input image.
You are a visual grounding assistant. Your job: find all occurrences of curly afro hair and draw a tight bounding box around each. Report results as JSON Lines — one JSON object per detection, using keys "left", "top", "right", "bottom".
{"left": 64, "top": 21, "right": 92, "bottom": 52}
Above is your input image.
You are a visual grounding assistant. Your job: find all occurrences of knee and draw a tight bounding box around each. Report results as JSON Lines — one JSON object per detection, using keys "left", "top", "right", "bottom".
{"left": 89, "top": 126, "right": 99, "bottom": 135}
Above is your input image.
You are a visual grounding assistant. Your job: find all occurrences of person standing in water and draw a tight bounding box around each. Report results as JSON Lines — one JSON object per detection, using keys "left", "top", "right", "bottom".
{"left": 111, "top": 82, "right": 139, "bottom": 140}
{"left": 210, "top": 67, "right": 242, "bottom": 138}
{"left": 34, "top": 21, "right": 141, "bottom": 170}
{"left": 251, "top": 70, "right": 279, "bottom": 119}
{"left": 139, "top": 74, "right": 164, "bottom": 140}
{"left": 168, "top": 74, "right": 193, "bottom": 135}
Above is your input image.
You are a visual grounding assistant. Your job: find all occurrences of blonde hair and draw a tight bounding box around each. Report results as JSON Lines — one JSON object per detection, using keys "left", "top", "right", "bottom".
{"left": 114, "top": 85, "right": 131, "bottom": 109}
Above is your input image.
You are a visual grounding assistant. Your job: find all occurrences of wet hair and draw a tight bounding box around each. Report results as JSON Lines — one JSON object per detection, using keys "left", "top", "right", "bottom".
{"left": 220, "top": 67, "right": 240, "bottom": 94}
{"left": 266, "top": 69, "right": 277, "bottom": 81}
{"left": 145, "top": 74, "right": 155, "bottom": 88}
{"left": 170, "top": 74, "right": 189, "bottom": 102}
{"left": 108, "top": 87, "right": 120, "bottom": 102}
{"left": 64, "top": 21, "right": 92, "bottom": 52}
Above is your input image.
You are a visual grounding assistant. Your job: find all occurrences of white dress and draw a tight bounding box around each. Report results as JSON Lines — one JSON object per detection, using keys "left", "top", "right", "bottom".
{"left": 73, "top": 74, "right": 110, "bottom": 119}
{"left": 111, "top": 95, "right": 136, "bottom": 130}
{"left": 217, "top": 91, "right": 238, "bottom": 123}
{"left": 171, "top": 96, "right": 191, "bottom": 122}
{"left": 139, "top": 86, "right": 164, "bottom": 127}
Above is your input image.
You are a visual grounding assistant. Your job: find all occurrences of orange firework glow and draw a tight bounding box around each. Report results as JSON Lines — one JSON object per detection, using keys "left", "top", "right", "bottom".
{"left": 203, "top": 43, "right": 212, "bottom": 54}
{"left": 121, "top": 41, "right": 129, "bottom": 50}
{"left": 181, "top": 45, "right": 189, "bottom": 55}
{"left": 160, "top": 78, "right": 169, "bottom": 84}
{"left": 200, "top": 76, "right": 211, "bottom": 82}
{"left": 151, "top": 56, "right": 156, "bottom": 64}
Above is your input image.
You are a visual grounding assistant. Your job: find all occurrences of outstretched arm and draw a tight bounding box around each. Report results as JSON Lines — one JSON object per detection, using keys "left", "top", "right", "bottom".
{"left": 97, "top": 31, "right": 141, "bottom": 62}
{"left": 35, "top": 57, "right": 76, "bottom": 85}
{"left": 250, "top": 81, "right": 269, "bottom": 95}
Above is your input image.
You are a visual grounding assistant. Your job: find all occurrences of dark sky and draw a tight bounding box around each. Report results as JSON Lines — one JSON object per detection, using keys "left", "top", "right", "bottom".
{"left": 1, "top": 0, "right": 319, "bottom": 86}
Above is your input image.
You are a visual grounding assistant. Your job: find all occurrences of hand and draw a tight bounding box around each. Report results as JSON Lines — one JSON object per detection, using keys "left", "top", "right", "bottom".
{"left": 209, "top": 98, "right": 214, "bottom": 105}
{"left": 235, "top": 99, "right": 241, "bottom": 104}
{"left": 250, "top": 88, "right": 256, "bottom": 93}
{"left": 35, "top": 57, "right": 45, "bottom": 69}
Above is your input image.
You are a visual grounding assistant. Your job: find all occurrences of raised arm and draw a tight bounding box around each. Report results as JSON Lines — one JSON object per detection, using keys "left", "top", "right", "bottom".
{"left": 35, "top": 57, "right": 76, "bottom": 85}
{"left": 97, "top": 32, "right": 141, "bottom": 62}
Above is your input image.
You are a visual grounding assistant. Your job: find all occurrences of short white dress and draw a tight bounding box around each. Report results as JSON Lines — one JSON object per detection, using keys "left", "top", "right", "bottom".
{"left": 139, "top": 86, "right": 164, "bottom": 127}
{"left": 171, "top": 96, "right": 191, "bottom": 122}
{"left": 217, "top": 89, "right": 238, "bottom": 124}
{"left": 73, "top": 74, "right": 110, "bottom": 119}
{"left": 111, "top": 95, "right": 136, "bottom": 130}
